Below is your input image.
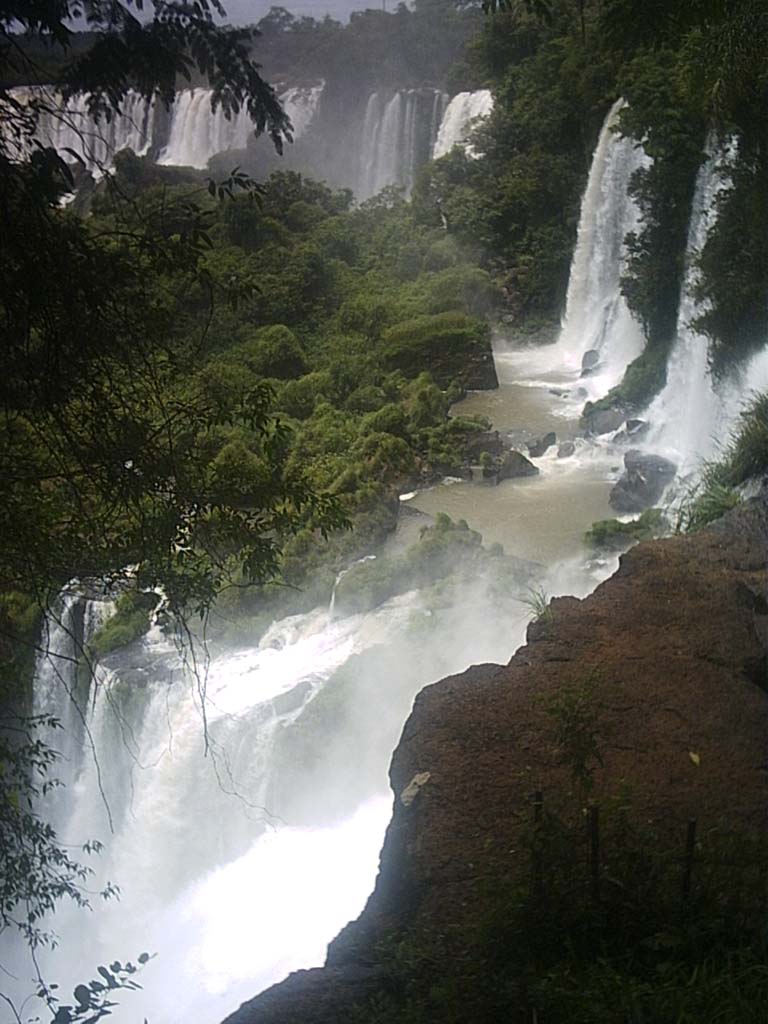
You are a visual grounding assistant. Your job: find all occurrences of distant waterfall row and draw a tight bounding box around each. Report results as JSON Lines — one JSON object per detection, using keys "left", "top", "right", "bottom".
{"left": 17, "top": 83, "right": 324, "bottom": 171}
{"left": 13, "top": 84, "right": 492, "bottom": 196}
{"left": 356, "top": 88, "right": 493, "bottom": 199}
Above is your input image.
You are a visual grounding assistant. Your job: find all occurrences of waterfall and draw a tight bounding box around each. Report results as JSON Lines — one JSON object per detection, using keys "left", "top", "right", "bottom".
{"left": 432, "top": 89, "right": 493, "bottom": 159}
{"left": 11, "top": 83, "right": 323, "bottom": 173}
{"left": 14, "top": 561, "right": 533, "bottom": 1023}
{"left": 356, "top": 88, "right": 448, "bottom": 200}
{"left": 158, "top": 83, "right": 323, "bottom": 169}
{"left": 640, "top": 136, "right": 768, "bottom": 481}
{"left": 556, "top": 99, "right": 649, "bottom": 398}
{"left": 642, "top": 139, "right": 740, "bottom": 474}
{"left": 157, "top": 83, "right": 323, "bottom": 169}
{"left": 12, "top": 88, "right": 159, "bottom": 170}
{"left": 504, "top": 99, "right": 650, "bottom": 414}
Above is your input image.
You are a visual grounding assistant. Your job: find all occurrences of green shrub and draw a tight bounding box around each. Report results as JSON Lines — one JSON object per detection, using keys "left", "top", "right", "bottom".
{"left": 722, "top": 392, "right": 768, "bottom": 486}
{"left": 380, "top": 311, "right": 490, "bottom": 387}
{"left": 90, "top": 591, "right": 159, "bottom": 657}
{"left": 228, "top": 324, "right": 307, "bottom": 379}
{"left": 585, "top": 508, "right": 667, "bottom": 550}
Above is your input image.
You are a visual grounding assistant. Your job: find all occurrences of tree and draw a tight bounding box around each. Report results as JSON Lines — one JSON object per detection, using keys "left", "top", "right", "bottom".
{"left": 0, "top": 5, "right": 346, "bottom": 1011}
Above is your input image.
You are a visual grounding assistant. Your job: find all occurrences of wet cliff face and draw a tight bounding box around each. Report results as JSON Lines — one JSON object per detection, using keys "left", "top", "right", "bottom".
{"left": 222, "top": 495, "right": 768, "bottom": 1024}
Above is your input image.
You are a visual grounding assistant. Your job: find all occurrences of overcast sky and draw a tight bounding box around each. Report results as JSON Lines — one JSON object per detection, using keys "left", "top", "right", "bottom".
{"left": 221, "top": 0, "right": 384, "bottom": 22}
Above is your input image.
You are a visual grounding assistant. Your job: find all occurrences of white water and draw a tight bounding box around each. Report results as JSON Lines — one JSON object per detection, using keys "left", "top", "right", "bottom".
{"left": 512, "top": 99, "right": 649, "bottom": 415}
{"left": 158, "top": 84, "right": 323, "bottom": 169}
{"left": 14, "top": 571, "right": 545, "bottom": 1023}
{"left": 432, "top": 89, "right": 493, "bottom": 159}
{"left": 11, "top": 88, "right": 158, "bottom": 169}
{"left": 642, "top": 139, "right": 768, "bottom": 479}
{"left": 357, "top": 88, "right": 448, "bottom": 199}
{"left": 10, "top": 84, "right": 323, "bottom": 172}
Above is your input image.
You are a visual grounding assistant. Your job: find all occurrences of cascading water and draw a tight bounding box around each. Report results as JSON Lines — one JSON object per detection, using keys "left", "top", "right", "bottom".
{"left": 432, "top": 89, "right": 493, "bottom": 159}
{"left": 507, "top": 99, "right": 650, "bottom": 414}
{"left": 158, "top": 83, "right": 324, "bottom": 169}
{"left": 14, "top": 569, "right": 541, "bottom": 1024}
{"left": 10, "top": 83, "right": 323, "bottom": 173}
{"left": 10, "top": 88, "right": 159, "bottom": 170}
{"left": 642, "top": 139, "right": 768, "bottom": 480}
{"left": 356, "top": 88, "right": 448, "bottom": 200}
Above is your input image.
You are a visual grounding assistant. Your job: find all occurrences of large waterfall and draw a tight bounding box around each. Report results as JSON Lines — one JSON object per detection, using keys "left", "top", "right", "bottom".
{"left": 554, "top": 98, "right": 649, "bottom": 401}
{"left": 356, "top": 88, "right": 448, "bottom": 199}
{"left": 642, "top": 139, "right": 768, "bottom": 477}
{"left": 13, "top": 572, "right": 533, "bottom": 1024}
{"left": 17, "top": 89, "right": 159, "bottom": 168}
{"left": 158, "top": 84, "right": 324, "bottom": 170}
{"left": 432, "top": 89, "right": 493, "bottom": 159}
{"left": 502, "top": 99, "right": 649, "bottom": 415}
{"left": 15, "top": 84, "right": 324, "bottom": 172}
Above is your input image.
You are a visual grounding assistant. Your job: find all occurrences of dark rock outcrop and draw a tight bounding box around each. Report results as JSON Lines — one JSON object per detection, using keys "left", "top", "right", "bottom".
{"left": 527, "top": 431, "right": 557, "bottom": 458}
{"left": 613, "top": 418, "right": 650, "bottom": 444}
{"left": 496, "top": 449, "right": 539, "bottom": 481}
{"left": 464, "top": 430, "right": 506, "bottom": 460}
{"left": 581, "top": 348, "right": 600, "bottom": 371}
{"left": 583, "top": 406, "right": 625, "bottom": 435}
{"left": 557, "top": 441, "right": 575, "bottom": 458}
{"left": 609, "top": 449, "right": 677, "bottom": 512}
{"left": 222, "top": 497, "right": 768, "bottom": 1024}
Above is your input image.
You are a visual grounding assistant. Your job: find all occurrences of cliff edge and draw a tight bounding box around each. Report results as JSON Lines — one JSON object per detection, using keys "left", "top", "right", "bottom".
{"left": 223, "top": 495, "right": 768, "bottom": 1023}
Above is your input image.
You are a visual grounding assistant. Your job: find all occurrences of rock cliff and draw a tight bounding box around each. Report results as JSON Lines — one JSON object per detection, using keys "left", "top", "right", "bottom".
{"left": 223, "top": 495, "right": 768, "bottom": 1023}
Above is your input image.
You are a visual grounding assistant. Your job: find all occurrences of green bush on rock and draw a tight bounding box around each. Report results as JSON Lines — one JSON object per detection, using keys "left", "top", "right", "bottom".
{"left": 586, "top": 508, "right": 667, "bottom": 550}
{"left": 90, "top": 592, "right": 160, "bottom": 658}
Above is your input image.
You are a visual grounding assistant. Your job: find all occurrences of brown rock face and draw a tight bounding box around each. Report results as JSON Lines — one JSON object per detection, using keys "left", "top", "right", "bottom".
{"left": 223, "top": 497, "right": 768, "bottom": 1024}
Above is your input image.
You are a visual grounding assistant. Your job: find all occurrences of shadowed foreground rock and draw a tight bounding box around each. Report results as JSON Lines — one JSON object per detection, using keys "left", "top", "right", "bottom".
{"left": 223, "top": 496, "right": 768, "bottom": 1024}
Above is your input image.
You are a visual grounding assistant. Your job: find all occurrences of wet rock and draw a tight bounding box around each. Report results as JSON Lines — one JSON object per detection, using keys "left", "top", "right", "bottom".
{"left": 527, "top": 431, "right": 557, "bottom": 458}
{"left": 613, "top": 419, "right": 649, "bottom": 445}
{"left": 609, "top": 450, "right": 677, "bottom": 513}
{"left": 626, "top": 418, "right": 648, "bottom": 436}
{"left": 464, "top": 431, "right": 506, "bottom": 460}
{"left": 271, "top": 680, "right": 313, "bottom": 717}
{"left": 549, "top": 387, "right": 569, "bottom": 398}
{"left": 581, "top": 349, "right": 600, "bottom": 370}
{"left": 557, "top": 441, "right": 576, "bottom": 459}
{"left": 497, "top": 450, "right": 539, "bottom": 481}
{"left": 584, "top": 407, "right": 626, "bottom": 436}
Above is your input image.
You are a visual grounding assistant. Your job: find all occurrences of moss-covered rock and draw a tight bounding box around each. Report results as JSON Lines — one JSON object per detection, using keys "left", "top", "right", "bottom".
{"left": 585, "top": 508, "right": 667, "bottom": 551}
{"left": 90, "top": 591, "right": 160, "bottom": 658}
{"left": 380, "top": 312, "right": 497, "bottom": 390}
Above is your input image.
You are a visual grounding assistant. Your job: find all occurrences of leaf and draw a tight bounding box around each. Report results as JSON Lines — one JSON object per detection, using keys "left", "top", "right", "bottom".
{"left": 688, "top": 751, "right": 701, "bottom": 766}
{"left": 74, "top": 984, "right": 92, "bottom": 1007}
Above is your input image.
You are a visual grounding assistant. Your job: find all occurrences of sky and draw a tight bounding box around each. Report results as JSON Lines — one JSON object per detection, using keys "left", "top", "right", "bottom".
{"left": 220, "top": 0, "right": 384, "bottom": 22}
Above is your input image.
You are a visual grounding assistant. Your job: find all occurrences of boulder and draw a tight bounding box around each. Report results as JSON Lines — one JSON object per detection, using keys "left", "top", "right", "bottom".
{"left": 626, "top": 418, "right": 648, "bottom": 437}
{"left": 527, "top": 431, "right": 557, "bottom": 458}
{"left": 581, "top": 348, "right": 600, "bottom": 370}
{"left": 464, "top": 431, "right": 506, "bottom": 460}
{"left": 584, "top": 406, "right": 626, "bottom": 436}
{"left": 613, "top": 419, "right": 649, "bottom": 445}
{"left": 609, "top": 450, "right": 677, "bottom": 513}
{"left": 557, "top": 441, "right": 576, "bottom": 459}
{"left": 497, "top": 450, "right": 539, "bottom": 481}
